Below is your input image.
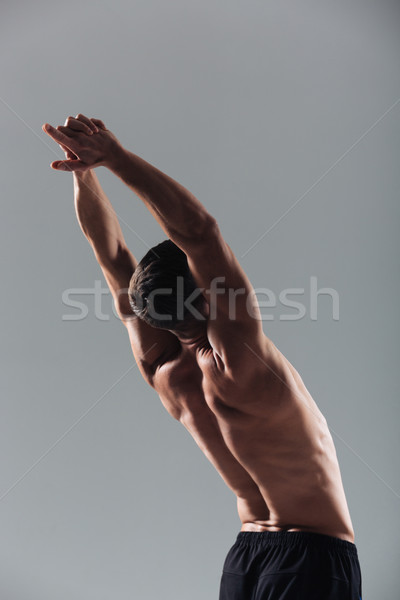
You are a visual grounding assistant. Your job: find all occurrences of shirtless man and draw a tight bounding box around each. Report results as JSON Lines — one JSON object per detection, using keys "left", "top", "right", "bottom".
{"left": 43, "top": 114, "right": 362, "bottom": 599}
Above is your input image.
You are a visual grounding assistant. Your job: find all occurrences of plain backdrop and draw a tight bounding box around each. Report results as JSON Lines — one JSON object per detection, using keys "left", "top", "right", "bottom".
{"left": 1, "top": 1, "right": 399, "bottom": 598}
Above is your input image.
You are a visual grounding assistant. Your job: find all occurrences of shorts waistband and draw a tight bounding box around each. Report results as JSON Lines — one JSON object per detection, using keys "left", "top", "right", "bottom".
{"left": 235, "top": 531, "right": 358, "bottom": 556}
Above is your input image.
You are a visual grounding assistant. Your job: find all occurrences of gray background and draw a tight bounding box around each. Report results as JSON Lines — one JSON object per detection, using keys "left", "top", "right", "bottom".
{"left": 1, "top": 0, "right": 399, "bottom": 598}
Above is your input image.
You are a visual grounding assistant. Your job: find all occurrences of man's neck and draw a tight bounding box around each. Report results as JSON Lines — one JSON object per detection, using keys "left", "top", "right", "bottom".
{"left": 172, "top": 324, "right": 209, "bottom": 348}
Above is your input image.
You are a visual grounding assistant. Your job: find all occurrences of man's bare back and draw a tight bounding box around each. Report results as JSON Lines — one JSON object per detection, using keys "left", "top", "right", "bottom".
{"left": 135, "top": 323, "right": 355, "bottom": 543}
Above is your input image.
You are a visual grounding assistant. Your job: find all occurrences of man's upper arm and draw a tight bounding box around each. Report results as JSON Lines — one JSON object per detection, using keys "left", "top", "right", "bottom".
{"left": 97, "top": 244, "right": 180, "bottom": 387}
{"left": 183, "top": 220, "right": 265, "bottom": 371}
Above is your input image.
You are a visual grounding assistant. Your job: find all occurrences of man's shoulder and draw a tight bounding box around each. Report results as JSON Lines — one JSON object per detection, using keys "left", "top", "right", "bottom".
{"left": 204, "top": 331, "right": 288, "bottom": 386}
{"left": 153, "top": 345, "right": 202, "bottom": 393}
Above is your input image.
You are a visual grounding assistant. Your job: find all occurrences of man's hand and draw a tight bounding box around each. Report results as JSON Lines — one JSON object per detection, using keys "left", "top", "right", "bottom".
{"left": 42, "top": 113, "right": 123, "bottom": 172}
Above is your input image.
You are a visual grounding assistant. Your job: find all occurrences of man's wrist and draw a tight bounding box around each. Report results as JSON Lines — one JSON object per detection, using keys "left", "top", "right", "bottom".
{"left": 73, "top": 169, "right": 95, "bottom": 182}
{"left": 104, "top": 143, "right": 128, "bottom": 173}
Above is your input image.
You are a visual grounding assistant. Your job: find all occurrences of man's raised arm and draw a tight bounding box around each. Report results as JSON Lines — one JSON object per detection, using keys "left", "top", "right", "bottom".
{"left": 105, "top": 145, "right": 262, "bottom": 329}
{"left": 72, "top": 167, "right": 137, "bottom": 319}
{"left": 43, "top": 114, "right": 183, "bottom": 386}
{"left": 107, "top": 147, "right": 216, "bottom": 249}
{"left": 92, "top": 120, "right": 266, "bottom": 368}
{"left": 71, "top": 166, "right": 180, "bottom": 384}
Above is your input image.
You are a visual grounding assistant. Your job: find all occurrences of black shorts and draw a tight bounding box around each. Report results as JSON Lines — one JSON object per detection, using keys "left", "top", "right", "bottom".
{"left": 219, "top": 531, "right": 362, "bottom": 600}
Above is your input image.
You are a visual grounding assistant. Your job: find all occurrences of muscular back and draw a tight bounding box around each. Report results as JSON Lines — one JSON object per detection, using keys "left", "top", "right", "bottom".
{"left": 147, "top": 332, "right": 355, "bottom": 543}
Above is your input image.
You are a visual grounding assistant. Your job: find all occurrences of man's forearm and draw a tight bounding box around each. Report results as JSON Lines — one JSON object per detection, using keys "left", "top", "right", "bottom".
{"left": 107, "top": 147, "right": 215, "bottom": 246}
{"left": 73, "top": 169, "right": 128, "bottom": 266}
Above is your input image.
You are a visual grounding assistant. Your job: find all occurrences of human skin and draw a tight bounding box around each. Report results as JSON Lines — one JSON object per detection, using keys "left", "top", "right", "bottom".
{"left": 43, "top": 114, "right": 355, "bottom": 542}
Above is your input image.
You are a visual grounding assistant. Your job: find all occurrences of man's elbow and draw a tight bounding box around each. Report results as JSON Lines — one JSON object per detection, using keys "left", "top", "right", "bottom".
{"left": 202, "top": 215, "right": 219, "bottom": 239}
{"left": 178, "top": 214, "right": 219, "bottom": 248}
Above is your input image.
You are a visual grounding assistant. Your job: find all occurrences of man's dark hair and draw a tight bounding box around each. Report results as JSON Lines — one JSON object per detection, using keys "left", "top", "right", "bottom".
{"left": 128, "top": 239, "right": 206, "bottom": 329}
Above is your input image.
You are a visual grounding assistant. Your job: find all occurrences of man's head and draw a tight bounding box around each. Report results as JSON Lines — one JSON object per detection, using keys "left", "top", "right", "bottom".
{"left": 128, "top": 240, "right": 209, "bottom": 336}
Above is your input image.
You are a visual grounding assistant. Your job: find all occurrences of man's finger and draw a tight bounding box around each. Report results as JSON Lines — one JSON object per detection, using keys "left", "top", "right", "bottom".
{"left": 75, "top": 113, "right": 98, "bottom": 133}
{"left": 64, "top": 116, "right": 94, "bottom": 134}
{"left": 91, "top": 118, "right": 107, "bottom": 130}
{"left": 42, "top": 123, "right": 76, "bottom": 149}
{"left": 50, "top": 160, "right": 89, "bottom": 172}
{"left": 56, "top": 125, "right": 78, "bottom": 136}
{"left": 56, "top": 125, "right": 87, "bottom": 138}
